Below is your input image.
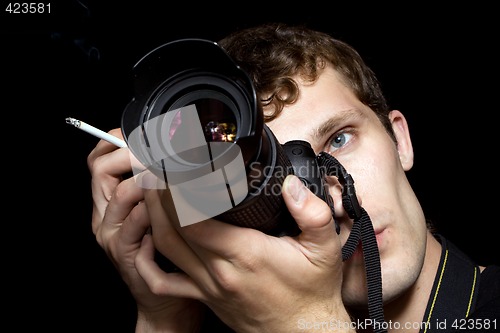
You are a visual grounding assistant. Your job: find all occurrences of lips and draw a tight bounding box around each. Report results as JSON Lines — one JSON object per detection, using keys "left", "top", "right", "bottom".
{"left": 371, "top": 227, "right": 385, "bottom": 249}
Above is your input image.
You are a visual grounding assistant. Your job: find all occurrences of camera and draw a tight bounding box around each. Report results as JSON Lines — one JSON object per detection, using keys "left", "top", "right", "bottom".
{"left": 121, "top": 39, "right": 331, "bottom": 237}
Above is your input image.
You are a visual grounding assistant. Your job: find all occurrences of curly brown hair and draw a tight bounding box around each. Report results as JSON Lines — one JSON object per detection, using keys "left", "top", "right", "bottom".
{"left": 218, "top": 22, "right": 395, "bottom": 143}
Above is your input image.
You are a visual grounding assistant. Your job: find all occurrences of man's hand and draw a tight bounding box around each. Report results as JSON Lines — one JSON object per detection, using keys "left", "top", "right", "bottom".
{"left": 138, "top": 173, "right": 353, "bottom": 332}
{"left": 88, "top": 129, "right": 204, "bottom": 333}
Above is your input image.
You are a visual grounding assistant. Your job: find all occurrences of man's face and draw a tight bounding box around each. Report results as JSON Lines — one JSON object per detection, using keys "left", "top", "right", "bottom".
{"left": 265, "top": 66, "right": 428, "bottom": 306}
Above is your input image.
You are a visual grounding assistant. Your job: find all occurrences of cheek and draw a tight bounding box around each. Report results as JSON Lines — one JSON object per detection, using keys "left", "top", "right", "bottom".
{"left": 351, "top": 150, "right": 398, "bottom": 193}
{"left": 342, "top": 144, "right": 403, "bottom": 214}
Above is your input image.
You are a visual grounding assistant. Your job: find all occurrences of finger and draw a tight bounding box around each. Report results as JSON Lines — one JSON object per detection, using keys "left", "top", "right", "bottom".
{"left": 87, "top": 127, "right": 145, "bottom": 174}
{"left": 282, "top": 175, "right": 341, "bottom": 262}
{"left": 87, "top": 128, "right": 126, "bottom": 165}
{"left": 88, "top": 145, "right": 132, "bottom": 180}
{"left": 144, "top": 188, "right": 216, "bottom": 290}
{"left": 89, "top": 147, "right": 133, "bottom": 222}
{"left": 101, "top": 196, "right": 149, "bottom": 270}
{"left": 94, "top": 176, "right": 144, "bottom": 237}
{"left": 119, "top": 199, "right": 150, "bottom": 245}
{"left": 136, "top": 234, "right": 205, "bottom": 300}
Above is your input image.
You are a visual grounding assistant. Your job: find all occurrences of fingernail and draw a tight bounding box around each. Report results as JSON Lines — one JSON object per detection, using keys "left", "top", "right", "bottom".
{"left": 286, "top": 175, "right": 308, "bottom": 203}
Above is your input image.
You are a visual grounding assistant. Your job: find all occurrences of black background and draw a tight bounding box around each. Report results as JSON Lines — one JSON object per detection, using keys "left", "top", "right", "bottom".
{"left": 2, "top": 1, "right": 498, "bottom": 331}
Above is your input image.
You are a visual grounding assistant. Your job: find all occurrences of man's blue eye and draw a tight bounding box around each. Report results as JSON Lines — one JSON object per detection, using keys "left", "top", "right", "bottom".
{"left": 329, "top": 132, "right": 352, "bottom": 152}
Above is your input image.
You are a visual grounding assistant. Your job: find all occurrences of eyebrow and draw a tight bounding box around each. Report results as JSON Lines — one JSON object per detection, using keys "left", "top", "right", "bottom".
{"left": 313, "top": 108, "right": 367, "bottom": 140}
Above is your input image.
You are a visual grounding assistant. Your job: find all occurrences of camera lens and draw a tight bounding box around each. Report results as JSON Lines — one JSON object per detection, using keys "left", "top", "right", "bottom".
{"left": 121, "top": 38, "right": 298, "bottom": 235}
{"left": 136, "top": 70, "right": 259, "bottom": 172}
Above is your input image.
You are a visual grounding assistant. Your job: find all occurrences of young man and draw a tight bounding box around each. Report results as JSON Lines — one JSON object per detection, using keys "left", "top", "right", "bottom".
{"left": 87, "top": 23, "right": 500, "bottom": 332}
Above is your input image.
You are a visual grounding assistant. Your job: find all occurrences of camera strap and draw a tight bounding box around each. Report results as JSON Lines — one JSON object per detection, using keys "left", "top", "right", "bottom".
{"left": 317, "top": 152, "right": 387, "bottom": 333}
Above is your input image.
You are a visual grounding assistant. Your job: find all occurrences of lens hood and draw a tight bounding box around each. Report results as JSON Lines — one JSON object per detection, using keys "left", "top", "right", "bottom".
{"left": 121, "top": 39, "right": 264, "bottom": 175}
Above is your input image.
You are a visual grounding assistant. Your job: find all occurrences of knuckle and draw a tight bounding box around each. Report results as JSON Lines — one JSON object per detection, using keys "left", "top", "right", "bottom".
{"left": 211, "top": 265, "right": 241, "bottom": 294}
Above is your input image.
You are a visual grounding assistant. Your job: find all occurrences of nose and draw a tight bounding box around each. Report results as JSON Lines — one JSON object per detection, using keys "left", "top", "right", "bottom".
{"left": 326, "top": 175, "right": 363, "bottom": 222}
{"left": 326, "top": 176, "right": 348, "bottom": 219}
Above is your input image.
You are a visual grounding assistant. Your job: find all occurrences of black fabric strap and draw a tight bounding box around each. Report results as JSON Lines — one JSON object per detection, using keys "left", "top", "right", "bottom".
{"left": 358, "top": 207, "right": 385, "bottom": 331}
{"left": 317, "top": 153, "right": 386, "bottom": 333}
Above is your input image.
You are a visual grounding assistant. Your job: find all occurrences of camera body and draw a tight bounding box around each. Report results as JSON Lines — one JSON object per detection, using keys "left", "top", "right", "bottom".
{"left": 121, "top": 39, "right": 330, "bottom": 237}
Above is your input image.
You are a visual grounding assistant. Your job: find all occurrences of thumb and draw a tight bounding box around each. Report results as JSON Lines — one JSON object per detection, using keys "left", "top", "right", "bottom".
{"left": 282, "top": 175, "right": 340, "bottom": 251}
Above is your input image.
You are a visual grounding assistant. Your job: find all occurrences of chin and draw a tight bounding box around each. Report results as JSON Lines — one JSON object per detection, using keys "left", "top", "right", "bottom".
{"left": 341, "top": 237, "right": 423, "bottom": 308}
{"left": 341, "top": 258, "right": 369, "bottom": 307}
{"left": 379, "top": 249, "right": 423, "bottom": 302}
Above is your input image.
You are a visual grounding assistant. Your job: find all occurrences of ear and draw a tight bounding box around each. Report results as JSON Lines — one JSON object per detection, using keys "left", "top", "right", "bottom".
{"left": 389, "top": 110, "right": 414, "bottom": 171}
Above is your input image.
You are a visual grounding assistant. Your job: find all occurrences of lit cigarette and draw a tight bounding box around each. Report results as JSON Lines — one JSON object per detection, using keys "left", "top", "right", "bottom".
{"left": 65, "top": 117, "right": 127, "bottom": 148}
